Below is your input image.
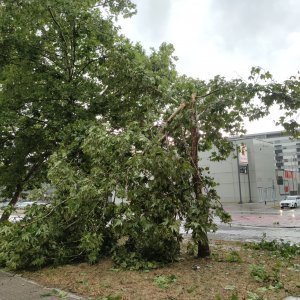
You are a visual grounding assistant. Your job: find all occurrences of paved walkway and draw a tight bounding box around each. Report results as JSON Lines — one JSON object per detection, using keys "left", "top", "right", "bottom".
{"left": 0, "top": 270, "right": 83, "bottom": 300}
{"left": 223, "top": 201, "right": 300, "bottom": 228}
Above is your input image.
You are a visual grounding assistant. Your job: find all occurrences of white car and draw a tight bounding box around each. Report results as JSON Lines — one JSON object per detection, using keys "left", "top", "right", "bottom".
{"left": 280, "top": 195, "right": 300, "bottom": 209}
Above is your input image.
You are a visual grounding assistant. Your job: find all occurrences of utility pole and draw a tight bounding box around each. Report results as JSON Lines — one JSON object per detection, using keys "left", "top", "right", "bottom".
{"left": 247, "top": 164, "right": 252, "bottom": 203}
{"left": 236, "top": 145, "right": 242, "bottom": 204}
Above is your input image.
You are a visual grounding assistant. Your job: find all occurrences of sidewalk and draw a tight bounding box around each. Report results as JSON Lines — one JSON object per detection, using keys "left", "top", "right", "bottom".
{"left": 223, "top": 201, "right": 300, "bottom": 228}
{"left": 0, "top": 270, "right": 83, "bottom": 300}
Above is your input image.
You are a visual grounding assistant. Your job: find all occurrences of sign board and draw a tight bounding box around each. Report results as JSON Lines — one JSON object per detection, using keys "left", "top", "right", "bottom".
{"left": 284, "top": 170, "right": 296, "bottom": 179}
{"left": 238, "top": 143, "right": 248, "bottom": 166}
{"left": 239, "top": 165, "right": 248, "bottom": 174}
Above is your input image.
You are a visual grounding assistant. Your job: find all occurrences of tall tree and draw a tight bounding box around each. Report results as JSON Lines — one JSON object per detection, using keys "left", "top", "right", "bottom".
{"left": 2, "top": 1, "right": 298, "bottom": 270}
{"left": 0, "top": 0, "right": 176, "bottom": 221}
{"left": 159, "top": 75, "right": 258, "bottom": 257}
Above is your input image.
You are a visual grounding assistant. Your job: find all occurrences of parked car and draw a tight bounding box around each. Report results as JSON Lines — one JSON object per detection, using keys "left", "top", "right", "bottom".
{"left": 280, "top": 195, "right": 300, "bottom": 209}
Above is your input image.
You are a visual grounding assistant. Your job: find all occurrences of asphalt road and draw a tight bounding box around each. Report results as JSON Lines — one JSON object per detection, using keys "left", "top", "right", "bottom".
{"left": 209, "top": 202, "right": 300, "bottom": 244}
{"left": 209, "top": 224, "right": 300, "bottom": 243}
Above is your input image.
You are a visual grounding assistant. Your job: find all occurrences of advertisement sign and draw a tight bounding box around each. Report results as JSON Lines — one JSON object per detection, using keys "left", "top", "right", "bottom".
{"left": 284, "top": 170, "right": 296, "bottom": 179}
{"left": 238, "top": 143, "right": 248, "bottom": 166}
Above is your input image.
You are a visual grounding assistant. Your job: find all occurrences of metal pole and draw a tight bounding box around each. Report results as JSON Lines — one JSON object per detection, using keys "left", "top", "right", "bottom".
{"left": 247, "top": 164, "right": 252, "bottom": 202}
{"left": 272, "top": 180, "right": 275, "bottom": 207}
{"left": 236, "top": 146, "right": 242, "bottom": 204}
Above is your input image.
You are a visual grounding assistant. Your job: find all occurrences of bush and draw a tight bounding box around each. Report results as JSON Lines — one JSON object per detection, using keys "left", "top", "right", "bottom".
{"left": 225, "top": 250, "right": 242, "bottom": 263}
{"left": 249, "top": 234, "right": 300, "bottom": 259}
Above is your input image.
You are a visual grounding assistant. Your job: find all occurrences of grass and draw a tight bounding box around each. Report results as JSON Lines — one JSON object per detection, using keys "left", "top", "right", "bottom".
{"left": 21, "top": 240, "right": 300, "bottom": 300}
{"left": 153, "top": 274, "right": 177, "bottom": 289}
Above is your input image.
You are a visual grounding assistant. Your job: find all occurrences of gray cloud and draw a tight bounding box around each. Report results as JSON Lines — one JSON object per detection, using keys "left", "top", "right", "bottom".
{"left": 209, "top": 0, "right": 300, "bottom": 58}
{"left": 132, "top": 0, "right": 173, "bottom": 42}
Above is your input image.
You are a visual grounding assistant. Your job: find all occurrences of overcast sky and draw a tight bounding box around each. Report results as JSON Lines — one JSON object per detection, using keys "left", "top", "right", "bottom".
{"left": 119, "top": 0, "right": 300, "bottom": 134}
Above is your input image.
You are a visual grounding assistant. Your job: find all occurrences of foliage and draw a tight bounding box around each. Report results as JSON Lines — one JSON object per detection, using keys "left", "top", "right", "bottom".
{"left": 211, "top": 249, "right": 242, "bottom": 263}
{"left": 0, "top": 110, "right": 234, "bottom": 270}
{"left": 246, "top": 291, "right": 264, "bottom": 300}
{"left": 41, "top": 289, "right": 68, "bottom": 299}
{"left": 249, "top": 265, "right": 270, "bottom": 283}
{"left": 230, "top": 294, "right": 239, "bottom": 300}
{"left": 249, "top": 264, "right": 284, "bottom": 290}
{"left": 248, "top": 67, "right": 300, "bottom": 137}
{"left": 248, "top": 234, "right": 300, "bottom": 259}
{"left": 0, "top": 72, "right": 268, "bottom": 270}
{"left": 0, "top": 0, "right": 158, "bottom": 220}
{"left": 186, "top": 241, "right": 197, "bottom": 256}
{"left": 153, "top": 274, "right": 177, "bottom": 289}
{"left": 225, "top": 250, "right": 242, "bottom": 263}
{"left": 2, "top": 0, "right": 300, "bottom": 273}
{"left": 0, "top": 200, "right": 116, "bottom": 269}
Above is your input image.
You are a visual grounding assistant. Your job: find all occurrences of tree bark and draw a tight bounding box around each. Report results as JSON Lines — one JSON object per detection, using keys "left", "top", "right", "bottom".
{"left": 197, "top": 231, "right": 210, "bottom": 258}
{"left": 0, "top": 184, "right": 22, "bottom": 222}
{"left": 0, "top": 160, "right": 45, "bottom": 223}
{"left": 190, "top": 93, "right": 210, "bottom": 258}
{"left": 160, "top": 102, "right": 187, "bottom": 143}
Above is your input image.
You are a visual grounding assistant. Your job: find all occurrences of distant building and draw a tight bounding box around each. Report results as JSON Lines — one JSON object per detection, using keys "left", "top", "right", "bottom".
{"left": 201, "top": 138, "right": 278, "bottom": 203}
{"left": 238, "top": 131, "right": 300, "bottom": 195}
{"left": 240, "top": 131, "right": 300, "bottom": 172}
{"left": 201, "top": 131, "right": 300, "bottom": 203}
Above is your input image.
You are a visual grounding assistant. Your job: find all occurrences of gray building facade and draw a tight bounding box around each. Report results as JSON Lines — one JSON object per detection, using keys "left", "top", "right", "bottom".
{"left": 241, "top": 131, "right": 300, "bottom": 195}
{"left": 241, "top": 131, "right": 300, "bottom": 172}
{"left": 201, "top": 138, "right": 278, "bottom": 203}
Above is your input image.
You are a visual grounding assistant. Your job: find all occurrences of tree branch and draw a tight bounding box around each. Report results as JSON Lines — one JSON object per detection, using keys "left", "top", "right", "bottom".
{"left": 47, "top": 6, "right": 71, "bottom": 79}
{"left": 159, "top": 102, "right": 187, "bottom": 143}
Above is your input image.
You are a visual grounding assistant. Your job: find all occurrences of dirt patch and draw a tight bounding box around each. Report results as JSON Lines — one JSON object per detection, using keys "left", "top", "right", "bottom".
{"left": 22, "top": 240, "right": 300, "bottom": 300}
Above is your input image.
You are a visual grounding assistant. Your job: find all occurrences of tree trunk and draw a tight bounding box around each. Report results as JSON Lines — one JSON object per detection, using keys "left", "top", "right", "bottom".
{"left": 190, "top": 93, "right": 210, "bottom": 258}
{"left": 0, "top": 184, "right": 22, "bottom": 222}
{"left": 197, "top": 233, "right": 210, "bottom": 258}
{"left": 0, "top": 160, "right": 44, "bottom": 223}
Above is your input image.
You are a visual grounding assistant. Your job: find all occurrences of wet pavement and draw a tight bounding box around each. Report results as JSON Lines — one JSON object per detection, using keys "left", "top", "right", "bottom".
{"left": 209, "top": 224, "right": 300, "bottom": 243}
{"left": 223, "top": 201, "right": 300, "bottom": 228}
{"left": 209, "top": 201, "right": 300, "bottom": 244}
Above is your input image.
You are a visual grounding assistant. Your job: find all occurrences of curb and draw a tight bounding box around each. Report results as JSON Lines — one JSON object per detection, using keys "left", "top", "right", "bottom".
{"left": 0, "top": 270, "right": 84, "bottom": 300}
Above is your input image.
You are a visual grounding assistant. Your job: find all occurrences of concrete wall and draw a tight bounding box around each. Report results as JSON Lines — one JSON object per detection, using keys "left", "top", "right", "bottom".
{"left": 201, "top": 139, "right": 278, "bottom": 203}
{"left": 252, "top": 139, "right": 279, "bottom": 201}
